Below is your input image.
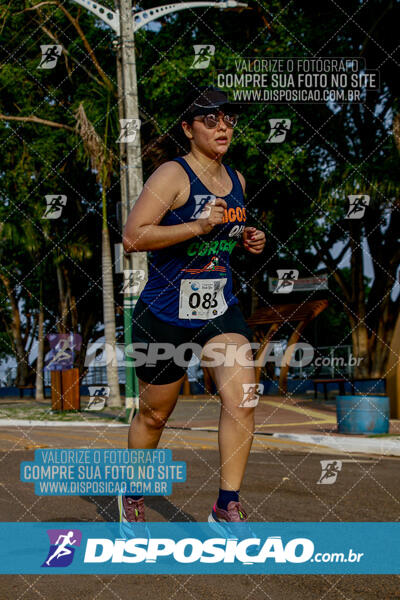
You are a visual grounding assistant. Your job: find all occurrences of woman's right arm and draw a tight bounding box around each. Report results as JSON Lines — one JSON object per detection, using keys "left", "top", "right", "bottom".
{"left": 123, "top": 161, "right": 226, "bottom": 252}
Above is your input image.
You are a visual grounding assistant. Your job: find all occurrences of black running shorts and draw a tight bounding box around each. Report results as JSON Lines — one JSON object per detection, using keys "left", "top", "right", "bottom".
{"left": 131, "top": 296, "right": 254, "bottom": 385}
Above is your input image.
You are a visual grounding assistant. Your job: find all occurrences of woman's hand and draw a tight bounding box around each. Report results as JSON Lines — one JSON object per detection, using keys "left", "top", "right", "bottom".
{"left": 195, "top": 198, "right": 227, "bottom": 235}
{"left": 242, "top": 227, "right": 266, "bottom": 254}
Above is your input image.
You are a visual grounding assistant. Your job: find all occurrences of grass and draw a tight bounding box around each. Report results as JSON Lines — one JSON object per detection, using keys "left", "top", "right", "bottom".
{"left": 367, "top": 433, "right": 400, "bottom": 438}
{"left": 0, "top": 400, "right": 126, "bottom": 423}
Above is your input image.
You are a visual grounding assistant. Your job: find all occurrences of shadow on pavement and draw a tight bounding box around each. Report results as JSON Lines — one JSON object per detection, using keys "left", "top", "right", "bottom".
{"left": 79, "top": 495, "right": 197, "bottom": 522}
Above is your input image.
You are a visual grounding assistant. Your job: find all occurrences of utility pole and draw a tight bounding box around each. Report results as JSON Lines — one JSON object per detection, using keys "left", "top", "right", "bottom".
{"left": 116, "top": 0, "right": 147, "bottom": 422}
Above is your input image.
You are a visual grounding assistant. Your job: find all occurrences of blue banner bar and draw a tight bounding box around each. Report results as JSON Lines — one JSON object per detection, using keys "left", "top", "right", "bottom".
{"left": 0, "top": 522, "right": 398, "bottom": 574}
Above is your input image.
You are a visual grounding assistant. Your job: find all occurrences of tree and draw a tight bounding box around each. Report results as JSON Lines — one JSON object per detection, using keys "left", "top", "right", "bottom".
{"left": 75, "top": 99, "right": 122, "bottom": 407}
{"left": 0, "top": 1, "right": 121, "bottom": 391}
{"left": 1, "top": 0, "right": 398, "bottom": 389}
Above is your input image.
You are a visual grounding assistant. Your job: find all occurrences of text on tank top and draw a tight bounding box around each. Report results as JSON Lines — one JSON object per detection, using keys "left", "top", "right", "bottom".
{"left": 140, "top": 156, "right": 247, "bottom": 328}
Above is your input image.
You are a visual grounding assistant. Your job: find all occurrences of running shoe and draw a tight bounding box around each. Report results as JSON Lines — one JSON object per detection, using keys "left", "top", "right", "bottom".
{"left": 208, "top": 500, "right": 259, "bottom": 555}
{"left": 118, "top": 495, "right": 150, "bottom": 539}
{"left": 209, "top": 500, "right": 249, "bottom": 524}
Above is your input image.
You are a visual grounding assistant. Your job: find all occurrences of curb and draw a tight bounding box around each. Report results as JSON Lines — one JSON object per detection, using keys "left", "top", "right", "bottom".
{"left": 1, "top": 421, "right": 399, "bottom": 456}
{"left": 272, "top": 433, "right": 400, "bottom": 457}
{"left": 0, "top": 419, "right": 127, "bottom": 428}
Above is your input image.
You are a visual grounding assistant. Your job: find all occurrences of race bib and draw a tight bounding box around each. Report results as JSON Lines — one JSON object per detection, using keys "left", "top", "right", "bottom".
{"left": 179, "top": 278, "right": 228, "bottom": 320}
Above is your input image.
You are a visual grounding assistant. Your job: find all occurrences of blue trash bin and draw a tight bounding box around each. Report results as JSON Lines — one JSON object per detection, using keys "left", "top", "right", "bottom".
{"left": 336, "top": 395, "right": 390, "bottom": 434}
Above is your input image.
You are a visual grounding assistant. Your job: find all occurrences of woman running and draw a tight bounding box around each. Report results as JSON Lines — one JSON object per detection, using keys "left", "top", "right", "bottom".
{"left": 120, "top": 86, "right": 266, "bottom": 531}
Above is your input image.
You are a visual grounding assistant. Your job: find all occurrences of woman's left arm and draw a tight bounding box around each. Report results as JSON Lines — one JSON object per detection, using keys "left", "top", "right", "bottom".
{"left": 236, "top": 170, "right": 266, "bottom": 255}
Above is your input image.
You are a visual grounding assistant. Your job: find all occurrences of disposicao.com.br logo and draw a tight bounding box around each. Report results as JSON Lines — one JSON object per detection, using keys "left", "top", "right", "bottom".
{"left": 83, "top": 536, "right": 363, "bottom": 565}
{"left": 0, "top": 522, "right": 391, "bottom": 575}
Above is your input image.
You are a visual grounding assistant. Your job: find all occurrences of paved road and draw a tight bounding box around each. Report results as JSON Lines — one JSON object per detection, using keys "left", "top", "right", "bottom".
{"left": 2, "top": 394, "right": 399, "bottom": 437}
{"left": 0, "top": 423, "right": 399, "bottom": 599}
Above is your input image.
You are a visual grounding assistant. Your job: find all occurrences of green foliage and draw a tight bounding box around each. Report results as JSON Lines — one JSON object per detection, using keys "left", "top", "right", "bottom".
{"left": 0, "top": 0, "right": 399, "bottom": 371}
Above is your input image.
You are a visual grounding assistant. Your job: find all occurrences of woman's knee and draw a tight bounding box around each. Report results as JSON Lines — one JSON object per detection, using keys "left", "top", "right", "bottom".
{"left": 136, "top": 378, "right": 180, "bottom": 430}
{"left": 137, "top": 408, "right": 171, "bottom": 430}
{"left": 222, "top": 403, "right": 256, "bottom": 427}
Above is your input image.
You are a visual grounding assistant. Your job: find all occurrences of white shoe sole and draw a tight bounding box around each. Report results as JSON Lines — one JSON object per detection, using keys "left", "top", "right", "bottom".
{"left": 207, "top": 512, "right": 238, "bottom": 539}
{"left": 117, "top": 495, "right": 150, "bottom": 539}
{"left": 117, "top": 495, "right": 127, "bottom": 538}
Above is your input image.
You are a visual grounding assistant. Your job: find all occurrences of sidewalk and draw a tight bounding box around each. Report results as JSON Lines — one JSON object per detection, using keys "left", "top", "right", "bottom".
{"left": 171, "top": 394, "right": 399, "bottom": 435}
{"left": 168, "top": 394, "right": 400, "bottom": 457}
{"left": 0, "top": 394, "right": 399, "bottom": 456}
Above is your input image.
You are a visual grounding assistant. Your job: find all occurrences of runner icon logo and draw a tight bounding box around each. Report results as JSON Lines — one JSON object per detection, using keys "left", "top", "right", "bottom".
{"left": 122, "top": 269, "right": 146, "bottom": 295}
{"left": 42, "top": 529, "right": 82, "bottom": 568}
{"left": 274, "top": 269, "right": 299, "bottom": 294}
{"left": 42, "top": 195, "right": 67, "bottom": 220}
{"left": 317, "top": 460, "right": 342, "bottom": 485}
{"left": 191, "top": 195, "right": 216, "bottom": 219}
{"left": 117, "top": 119, "right": 141, "bottom": 144}
{"left": 85, "top": 386, "right": 110, "bottom": 411}
{"left": 38, "top": 45, "right": 62, "bottom": 69}
{"left": 191, "top": 45, "right": 215, "bottom": 69}
{"left": 345, "top": 194, "right": 370, "bottom": 219}
{"left": 266, "top": 118, "right": 291, "bottom": 143}
{"left": 239, "top": 383, "right": 264, "bottom": 407}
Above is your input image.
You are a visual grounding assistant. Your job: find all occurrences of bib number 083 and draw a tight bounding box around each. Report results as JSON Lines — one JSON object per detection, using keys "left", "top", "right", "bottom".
{"left": 179, "top": 278, "right": 228, "bottom": 320}
{"left": 188, "top": 291, "right": 218, "bottom": 310}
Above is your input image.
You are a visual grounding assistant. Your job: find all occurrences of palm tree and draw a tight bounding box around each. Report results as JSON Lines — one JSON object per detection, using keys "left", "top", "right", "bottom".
{"left": 75, "top": 98, "right": 122, "bottom": 407}
{"left": 35, "top": 280, "right": 45, "bottom": 401}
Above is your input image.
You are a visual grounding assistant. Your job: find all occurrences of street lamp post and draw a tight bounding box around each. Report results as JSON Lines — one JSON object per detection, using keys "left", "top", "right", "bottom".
{"left": 69, "top": 0, "right": 248, "bottom": 422}
{"left": 71, "top": 0, "right": 248, "bottom": 34}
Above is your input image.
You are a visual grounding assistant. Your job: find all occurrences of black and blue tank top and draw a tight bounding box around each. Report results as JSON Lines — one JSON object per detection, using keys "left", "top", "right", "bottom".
{"left": 139, "top": 156, "right": 247, "bottom": 328}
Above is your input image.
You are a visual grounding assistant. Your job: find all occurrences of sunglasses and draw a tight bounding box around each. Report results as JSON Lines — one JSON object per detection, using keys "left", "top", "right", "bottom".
{"left": 192, "top": 113, "right": 239, "bottom": 129}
